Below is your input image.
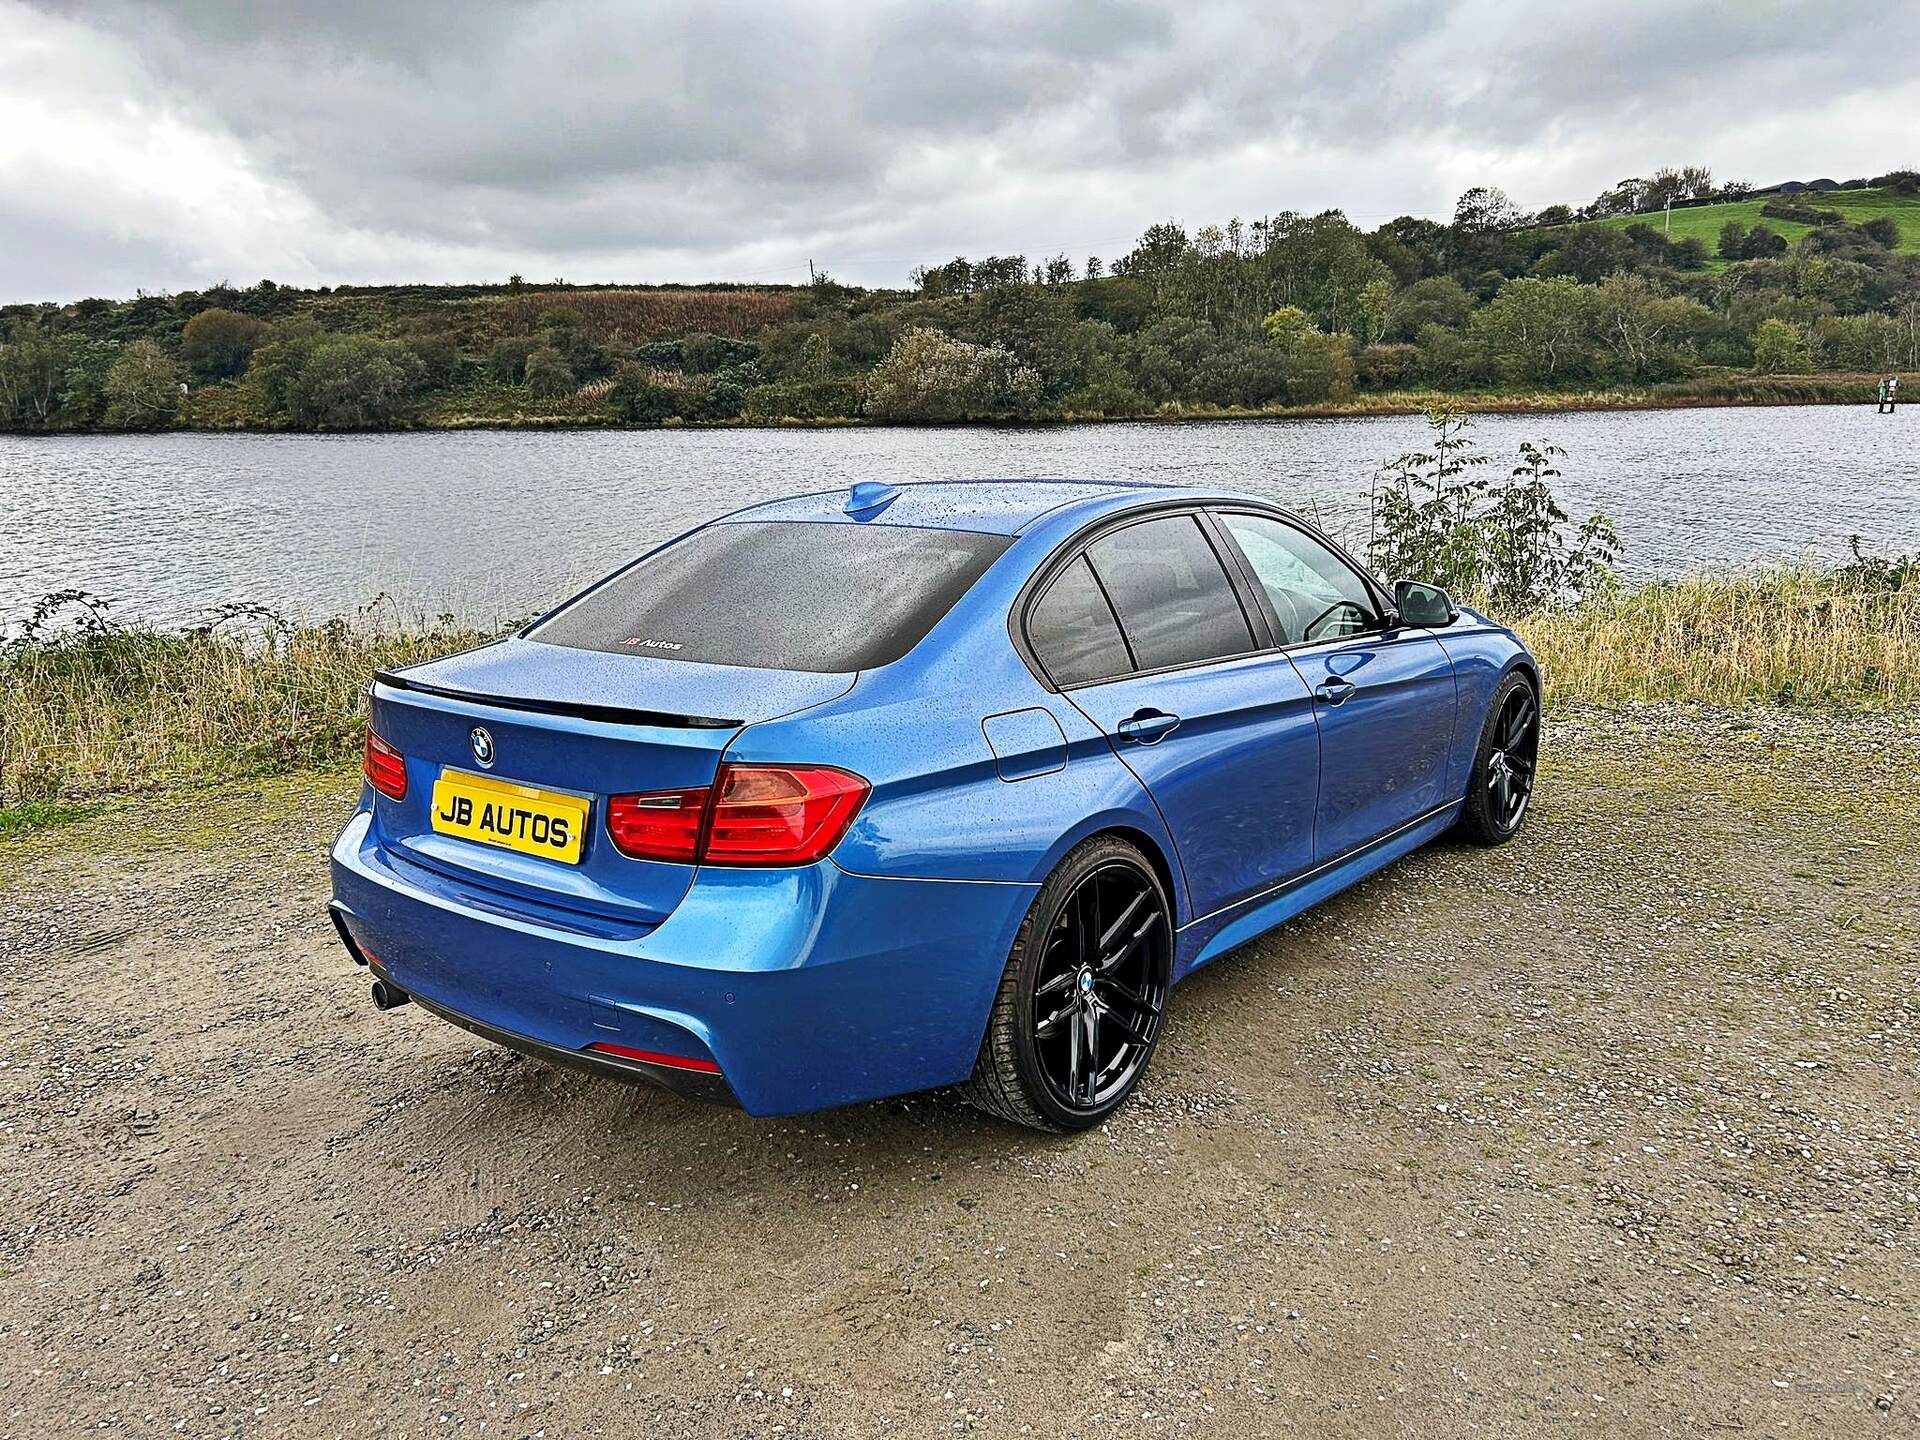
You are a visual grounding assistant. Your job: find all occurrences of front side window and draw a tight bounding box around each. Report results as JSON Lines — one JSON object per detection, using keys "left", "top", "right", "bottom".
{"left": 1084, "top": 515, "right": 1255, "bottom": 672}
{"left": 1219, "top": 513, "right": 1378, "bottom": 645}
{"left": 528, "top": 521, "right": 1011, "bottom": 672}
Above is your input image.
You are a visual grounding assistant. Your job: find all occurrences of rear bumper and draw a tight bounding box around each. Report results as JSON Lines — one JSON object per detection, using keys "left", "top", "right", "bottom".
{"left": 328, "top": 806, "right": 1032, "bottom": 1116}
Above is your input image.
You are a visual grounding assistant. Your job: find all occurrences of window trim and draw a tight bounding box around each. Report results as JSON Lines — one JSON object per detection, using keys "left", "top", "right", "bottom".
{"left": 1011, "top": 498, "right": 1397, "bottom": 693}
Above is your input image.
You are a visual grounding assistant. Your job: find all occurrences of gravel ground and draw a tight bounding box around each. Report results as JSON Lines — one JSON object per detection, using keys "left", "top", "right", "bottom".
{"left": 2, "top": 704, "right": 1916, "bottom": 1439}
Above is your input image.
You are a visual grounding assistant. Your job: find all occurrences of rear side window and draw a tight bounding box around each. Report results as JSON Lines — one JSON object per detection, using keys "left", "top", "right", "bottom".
{"left": 529, "top": 521, "right": 1011, "bottom": 672}
{"left": 1027, "top": 556, "right": 1131, "bottom": 687}
{"left": 1085, "top": 515, "right": 1255, "bottom": 672}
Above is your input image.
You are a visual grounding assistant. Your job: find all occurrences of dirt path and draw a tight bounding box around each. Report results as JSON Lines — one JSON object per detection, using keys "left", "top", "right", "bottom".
{"left": 2, "top": 706, "right": 1917, "bottom": 1438}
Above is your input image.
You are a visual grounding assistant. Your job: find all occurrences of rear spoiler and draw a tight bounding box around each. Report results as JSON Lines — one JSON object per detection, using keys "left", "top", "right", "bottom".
{"left": 372, "top": 669, "right": 741, "bottom": 730}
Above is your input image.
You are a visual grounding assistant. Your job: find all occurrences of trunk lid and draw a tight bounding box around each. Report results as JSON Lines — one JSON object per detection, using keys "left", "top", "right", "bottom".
{"left": 366, "top": 638, "right": 855, "bottom": 925}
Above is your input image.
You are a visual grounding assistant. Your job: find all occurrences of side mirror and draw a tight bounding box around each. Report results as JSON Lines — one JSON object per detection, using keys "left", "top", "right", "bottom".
{"left": 1393, "top": 579, "right": 1457, "bottom": 628}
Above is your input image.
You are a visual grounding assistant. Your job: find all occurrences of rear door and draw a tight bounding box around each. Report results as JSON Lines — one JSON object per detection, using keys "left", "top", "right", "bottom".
{"left": 1034, "top": 511, "right": 1321, "bottom": 920}
{"left": 1213, "top": 511, "right": 1457, "bottom": 861}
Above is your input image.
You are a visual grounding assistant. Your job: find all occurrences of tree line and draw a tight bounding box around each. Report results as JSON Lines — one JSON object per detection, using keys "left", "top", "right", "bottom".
{"left": 2, "top": 169, "right": 1917, "bottom": 431}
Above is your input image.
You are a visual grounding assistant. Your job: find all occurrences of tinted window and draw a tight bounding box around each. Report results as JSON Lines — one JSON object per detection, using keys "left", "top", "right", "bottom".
{"left": 1027, "top": 556, "right": 1131, "bottom": 686}
{"left": 1085, "top": 515, "right": 1255, "bottom": 671}
{"left": 529, "top": 521, "right": 1011, "bottom": 672}
{"left": 1220, "top": 513, "right": 1378, "bottom": 644}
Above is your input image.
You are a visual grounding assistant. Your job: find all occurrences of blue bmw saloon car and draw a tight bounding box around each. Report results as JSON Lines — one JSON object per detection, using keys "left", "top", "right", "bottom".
{"left": 330, "top": 479, "right": 1539, "bottom": 1131}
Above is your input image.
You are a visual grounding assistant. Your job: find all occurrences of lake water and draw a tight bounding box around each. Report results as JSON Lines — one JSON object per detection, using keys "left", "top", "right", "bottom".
{"left": 2, "top": 405, "right": 1916, "bottom": 629}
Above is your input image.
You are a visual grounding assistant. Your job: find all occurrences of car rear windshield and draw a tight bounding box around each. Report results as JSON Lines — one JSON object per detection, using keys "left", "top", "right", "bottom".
{"left": 527, "top": 520, "right": 1013, "bottom": 672}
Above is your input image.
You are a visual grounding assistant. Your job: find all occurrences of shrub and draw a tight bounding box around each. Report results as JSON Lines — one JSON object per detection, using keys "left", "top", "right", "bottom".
{"left": 1259, "top": 305, "right": 1315, "bottom": 353}
{"left": 1386, "top": 277, "right": 1474, "bottom": 339}
{"left": 681, "top": 333, "right": 759, "bottom": 373}
{"left": 1279, "top": 332, "right": 1354, "bottom": 404}
{"left": 405, "top": 331, "right": 463, "bottom": 387}
{"left": 1860, "top": 216, "right": 1902, "bottom": 249}
{"left": 609, "top": 362, "right": 679, "bottom": 422}
{"left": 1750, "top": 318, "right": 1812, "bottom": 375}
{"left": 1738, "top": 224, "right": 1788, "bottom": 259}
{"left": 181, "top": 308, "right": 269, "bottom": 380}
{"left": 863, "top": 327, "right": 1042, "bottom": 421}
{"left": 1059, "top": 353, "right": 1146, "bottom": 415}
{"left": 1355, "top": 343, "right": 1422, "bottom": 390}
{"left": 1192, "top": 343, "right": 1291, "bottom": 408}
{"left": 1813, "top": 313, "right": 1911, "bottom": 371}
{"left": 103, "top": 340, "right": 182, "bottom": 428}
{"left": 522, "top": 346, "right": 576, "bottom": 398}
{"left": 488, "top": 335, "right": 539, "bottom": 384}
{"left": 285, "top": 336, "right": 426, "bottom": 427}
{"left": 1365, "top": 407, "right": 1619, "bottom": 615}
{"left": 1414, "top": 322, "right": 1492, "bottom": 385}
{"left": 1760, "top": 197, "right": 1842, "bottom": 226}
{"left": 680, "top": 371, "right": 751, "bottom": 421}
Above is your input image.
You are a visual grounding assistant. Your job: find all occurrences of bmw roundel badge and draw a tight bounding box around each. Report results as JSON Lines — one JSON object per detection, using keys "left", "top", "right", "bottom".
{"left": 469, "top": 726, "right": 495, "bottom": 768}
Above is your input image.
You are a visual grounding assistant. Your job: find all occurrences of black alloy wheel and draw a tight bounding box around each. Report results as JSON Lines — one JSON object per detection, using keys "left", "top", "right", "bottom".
{"left": 964, "top": 836, "right": 1173, "bottom": 1131}
{"left": 1459, "top": 672, "right": 1541, "bottom": 844}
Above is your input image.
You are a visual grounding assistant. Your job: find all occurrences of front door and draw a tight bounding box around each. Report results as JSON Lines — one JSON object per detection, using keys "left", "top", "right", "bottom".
{"left": 1288, "top": 631, "right": 1456, "bottom": 857}
{"left": 1212, "top": 511, "right": 1457, "bottom": 861}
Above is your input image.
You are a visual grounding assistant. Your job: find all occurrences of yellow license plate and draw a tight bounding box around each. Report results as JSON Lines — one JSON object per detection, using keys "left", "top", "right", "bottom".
{"left": 430, "top": 770, "right": 591, "bottom": 865}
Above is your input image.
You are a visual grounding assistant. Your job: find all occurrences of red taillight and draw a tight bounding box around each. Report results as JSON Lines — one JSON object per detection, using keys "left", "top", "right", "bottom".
{"left": 605, "top": 786, "right": 709, "bottom": 863}
{"left": 364, "top": 726, "right": 408, "bottom": 801}
{"left": 705, "top": 764, "right": 869, "bottom": 865}
{"left": 604, "top": 764, "right": 869, "bottom": 867}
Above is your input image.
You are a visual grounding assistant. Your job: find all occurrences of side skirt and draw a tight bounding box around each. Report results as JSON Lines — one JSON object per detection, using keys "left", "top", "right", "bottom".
{"left": 1175, "top": 801, "right": 1463, "bottom": 978}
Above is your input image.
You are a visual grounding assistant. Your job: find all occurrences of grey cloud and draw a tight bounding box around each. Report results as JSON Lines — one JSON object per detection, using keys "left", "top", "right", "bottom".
{"left": 8, "top": 0, "right": 1920, "bottom": 302}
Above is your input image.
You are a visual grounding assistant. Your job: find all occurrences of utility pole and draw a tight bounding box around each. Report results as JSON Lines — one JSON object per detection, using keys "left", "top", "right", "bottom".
{"left": 1664, "top": 195, "right": 1673, "bottom": 238}
{"left": 807, "top": 259, "right": 816, "bottom": 283}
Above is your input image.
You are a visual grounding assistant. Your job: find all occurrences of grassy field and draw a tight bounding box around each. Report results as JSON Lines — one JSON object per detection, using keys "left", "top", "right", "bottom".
{"left": 4, "top": 566, "right": 1917, "bottom": 826}
{"left": 1594, "top": 185, "right": 1920, "bottom": 269}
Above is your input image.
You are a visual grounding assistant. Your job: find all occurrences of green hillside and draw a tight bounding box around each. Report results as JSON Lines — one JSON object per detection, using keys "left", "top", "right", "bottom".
{"left": 1596, "top": 186, "right": 1920, "bottom": 269}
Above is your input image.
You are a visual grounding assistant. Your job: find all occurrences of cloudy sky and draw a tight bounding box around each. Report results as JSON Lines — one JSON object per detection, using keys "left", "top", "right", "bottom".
{"left": 4, "top": 0, "right": 1916, "bottom": 303}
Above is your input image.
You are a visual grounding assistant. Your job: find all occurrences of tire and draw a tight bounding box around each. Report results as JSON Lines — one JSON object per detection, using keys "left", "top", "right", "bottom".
{"left": 962, "top": 835, "right": 1174, "bottom": 1133}
{"left": 1455, "top": 669, "right": 1541, "bottom": 846}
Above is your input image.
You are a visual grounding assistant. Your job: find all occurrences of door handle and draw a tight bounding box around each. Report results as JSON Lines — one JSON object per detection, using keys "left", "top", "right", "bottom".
{"left": 1313, "top": 676, "right": 1356, "bottom": 706}
{"left": 1116, "top": 708, "right": 1180, "bottom": 744}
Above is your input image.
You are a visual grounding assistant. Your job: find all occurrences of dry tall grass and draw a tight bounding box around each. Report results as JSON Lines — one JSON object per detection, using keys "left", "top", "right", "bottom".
{"left": 2, "top": 619, "right": 494, "bottom": 804}
{"left": 496, "top": 289, "right": 795, "bottom": 341}
{"left": 1518, "top": 568, "right": 1920, "bottom": 707}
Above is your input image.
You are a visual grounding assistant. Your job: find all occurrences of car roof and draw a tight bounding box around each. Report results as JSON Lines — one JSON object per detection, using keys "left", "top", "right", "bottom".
{"left": 719, "top": 479, "right": 1194, "bottom": 536}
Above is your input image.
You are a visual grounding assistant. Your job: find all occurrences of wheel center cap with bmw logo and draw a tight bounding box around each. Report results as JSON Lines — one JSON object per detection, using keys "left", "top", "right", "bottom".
{"left": 469, "top": 726, "right": 495, "bottom": 768}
